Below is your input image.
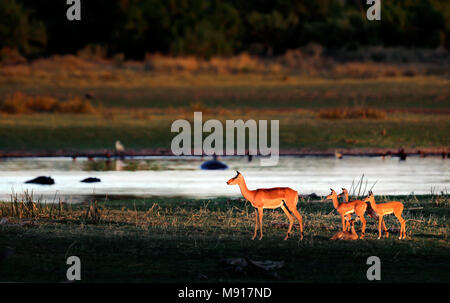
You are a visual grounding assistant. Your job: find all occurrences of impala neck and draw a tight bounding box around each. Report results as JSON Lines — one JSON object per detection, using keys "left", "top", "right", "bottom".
{"left": 331, "top": 195, "right": 339, "bottom": 209}
{"left": 237, "top": 176, "right": 254, "bottom": 202}
{"left": 344, "top": 192, "right": 349, "bottom": 202}
{"left": 350, "top": 224, "right": 356, "bottom": 235}
{"left": 369, "top": 197, "right": 378, "bottom": 212}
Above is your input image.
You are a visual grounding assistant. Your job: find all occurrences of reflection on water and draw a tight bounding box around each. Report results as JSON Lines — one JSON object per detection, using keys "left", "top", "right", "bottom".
{"left": 0, "top": 156, "right": 448, "bottom": 202}
{"left": 84, "top": 159, "right": 150, "bottom": 171}
{"left": 2, "top": 157, "right": 198, "bottom": 172}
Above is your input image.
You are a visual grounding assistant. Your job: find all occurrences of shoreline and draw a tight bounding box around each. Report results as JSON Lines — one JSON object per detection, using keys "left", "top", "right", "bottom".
{"left": 0, "top": 147, "right": 448, "bottom": 159}
{"left": 0, "top": 193, "right": 445, "bottom": 205}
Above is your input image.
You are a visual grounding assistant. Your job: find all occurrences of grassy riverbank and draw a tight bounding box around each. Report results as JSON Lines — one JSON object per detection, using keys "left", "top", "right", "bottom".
{"left": 0, "top": 194, "right": 448, "bottom": 282}
{"left": 1, "top": 57, "right": 448, "bottom": 154}
{"left": 0, "top": 110, "right": 448, "bottom": 154}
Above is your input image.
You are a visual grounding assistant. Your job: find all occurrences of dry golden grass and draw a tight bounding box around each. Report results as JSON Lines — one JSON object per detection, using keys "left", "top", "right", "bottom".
{"left": 1, "top": 53, "right": 447, "bottom": 94}
{"left": 0, "top": 50, "right": 437, "bottom": 87}
{"left": 0, "top": 47, "right": 27, "bottom": 65}
{"left": 318, "top": 107, "right": 387, "bottom": 119}
{"left": 144, "top": 52, "right": 268, "bottom": 74}
{"left": 0, "top": 192, "right": 448, "bottom": 283}
{"left": 330, "top": 62, "right": 404, "bottom": 79}
{"left": 0, "top": 92, "right": 96, "bottom": 114}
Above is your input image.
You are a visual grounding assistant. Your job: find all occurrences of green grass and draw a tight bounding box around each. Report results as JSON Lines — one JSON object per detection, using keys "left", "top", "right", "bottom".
{"left": 1, "top": 76, "right": 449, "bottom": 110}
{"left": 0, "top": 111, "right": 448, "bottom": 152}
{"left": 0, "top": 195, "right": 448, "bottom": 282}
{"left": 0, "top": 74, "right": 448, "bottom": 152}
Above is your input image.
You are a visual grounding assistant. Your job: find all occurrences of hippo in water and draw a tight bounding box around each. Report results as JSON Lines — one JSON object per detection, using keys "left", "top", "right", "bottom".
{"left": 200, "top": 160, "right": 228, "bottom": 170}
{"left": 81, "top": 177, "right": 101, "bottom": 183}
{"left": 25, "top": 176, "right": 55, "bottom": 185}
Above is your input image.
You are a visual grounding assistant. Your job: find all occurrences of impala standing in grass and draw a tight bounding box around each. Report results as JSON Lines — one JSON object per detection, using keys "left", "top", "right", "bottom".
{"left": 338, "top": 188, "right": 388, "bottom": 235}
{"left": 226, "top": 171, "right": 303, "bottom": 240}
{"left": 325, "top": 189, "right": 367, "bottom": 239}
{"left": 363, "top": 191, "right": 406, "bottom": 239}
{"left": 337, "top": 188, "right": 353, "bottom": 230}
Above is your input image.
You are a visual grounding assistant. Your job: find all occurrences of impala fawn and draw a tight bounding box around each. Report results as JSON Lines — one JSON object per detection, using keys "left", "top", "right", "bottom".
{"left": 363, "top": 191, "right": 406, "bottom": 239}
{"left": 338, "top": 188, "right": 388, "bottom": 236}
{"left": 325, "top": 189, "right": 367, "bottom": 239}
{"left": 330, "top": 219, "right": 358, "bottom": 240}
{"left": 337, "top": 188, "right": 352, "bottom": 230}
{"left": 226, "top": 171, "right": 303, "bottom": 240}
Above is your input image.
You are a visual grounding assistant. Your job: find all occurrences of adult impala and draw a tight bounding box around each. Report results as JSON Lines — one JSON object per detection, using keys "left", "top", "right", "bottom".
{"left": 363, "top": 191, "right": 406, "bottom": 239}
{"left": 325, "top": 189, "right": 367, "bottom": 239}
{"left": 226, "top": 171, "right": 303, "bottom": 240}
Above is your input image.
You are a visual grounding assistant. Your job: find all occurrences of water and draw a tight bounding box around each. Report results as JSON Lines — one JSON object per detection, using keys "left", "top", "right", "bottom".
{"left": 0, "top": 156, "right": 448, "bottom": 202}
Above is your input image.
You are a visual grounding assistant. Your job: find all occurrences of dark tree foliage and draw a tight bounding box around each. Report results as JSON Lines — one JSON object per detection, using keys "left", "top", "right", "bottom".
{"left": 2, "top": 0, "right": 448, "bottom": 58}
{"left": 0, "top": 0, "right": 47, "bottom": 55}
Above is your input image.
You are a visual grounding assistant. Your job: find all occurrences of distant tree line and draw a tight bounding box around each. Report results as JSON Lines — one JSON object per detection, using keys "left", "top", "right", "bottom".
{"left": 0, "top": 0, "right": 448, "bottom": 59}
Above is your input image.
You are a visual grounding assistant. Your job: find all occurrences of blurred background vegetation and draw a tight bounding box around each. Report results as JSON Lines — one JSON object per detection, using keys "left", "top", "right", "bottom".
{"left": 0, "top": 0, "right": 448, "bottom": 153}
{"left": 0, "top": 0, "right": 448, "bottom": 59}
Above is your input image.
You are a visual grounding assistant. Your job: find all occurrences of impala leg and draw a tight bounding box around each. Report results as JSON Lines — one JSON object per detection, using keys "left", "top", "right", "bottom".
{"left": 341, "top": 215, "right": 346, "bottom": 232}
{"left": 377, "top": 216, "right": 383, "bottom": 239}
{"left": 258, "top": 208, "right": 264, "bottom": 240}
{"left": 281, "top": 204, "right": 294, "bottom": 240}
{"left": 291, "top": 208, "right": 304, "bottom": 240}
{"left": 402, "top": 217, "right": 407, "bottom": 239}
{"left": 358, "top": 215, "right": 366, "bottom": 239}
{"left": 394, "top": 212, "right": 406, "bottom": 239}
{"left": 402, "top": 219, "right": 406, "bottom": 239}
{"left": 252, "top": 209, "right": 258, "bottom": 240}
{"left": 382, "top": 218, "right": 389, "bottom": 238}
{"left": 344, "top": 214, "right": 351, "bottom": 231}
{"left": 287, "top": 195, "right": 303, "bottom": 240}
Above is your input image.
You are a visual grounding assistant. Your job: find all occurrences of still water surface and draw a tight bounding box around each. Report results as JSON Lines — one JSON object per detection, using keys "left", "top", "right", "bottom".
{"left": 0, "top": 156, "right": 448, "bottom": 202}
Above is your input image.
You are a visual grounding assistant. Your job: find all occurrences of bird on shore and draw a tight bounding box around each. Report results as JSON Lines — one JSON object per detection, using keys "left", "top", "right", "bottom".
{"left": 398, "top": 148, "right": 407, "bottom": 161}
{"left": 381, "top": 150, "right": 392, "bottom": 160}
{"left": 115, "top": 140, "right": 125, "bottom": 159}
{"left": 335, "top": 150, "right": 343, "bottom": 159}
{"left": 115, "top": 140, "right": 124, "bottom": 153}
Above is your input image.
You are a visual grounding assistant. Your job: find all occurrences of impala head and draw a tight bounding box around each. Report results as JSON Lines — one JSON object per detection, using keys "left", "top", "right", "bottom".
{"left": 226, "top": 171, "right": 242, "bottom": 185}
{"left": 337, "top": 188, "right": 348, "bottom": 198}
{"left": 363, "top": 191, "right": 375, "bottom": 203}
{"left": 325, "top": 188, "right": 337, "bottom": 200}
